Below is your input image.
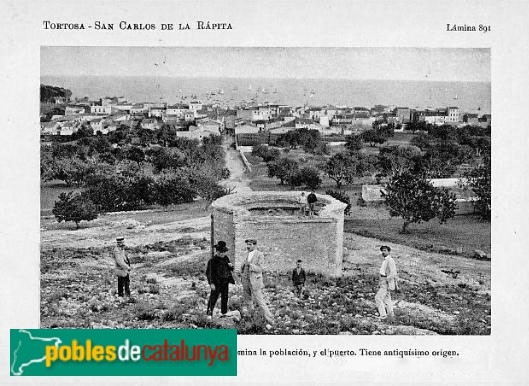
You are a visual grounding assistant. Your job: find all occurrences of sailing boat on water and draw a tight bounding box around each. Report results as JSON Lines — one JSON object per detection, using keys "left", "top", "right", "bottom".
{"left": 453, "top": 94, "right": 458, "bottom": 100}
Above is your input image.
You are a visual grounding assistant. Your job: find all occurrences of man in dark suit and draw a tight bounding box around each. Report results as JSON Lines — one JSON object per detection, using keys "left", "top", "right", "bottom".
{"left": 307, "top": 190, "right": 318, "bottom": 218}
{"left": 292, "top": 259, "right": 306, "bottom": 298}
{"left": 206, "top": 241, "right": 235, "bottom": 317}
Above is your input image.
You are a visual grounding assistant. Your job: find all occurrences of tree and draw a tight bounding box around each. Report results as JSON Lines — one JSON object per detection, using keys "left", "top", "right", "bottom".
{"left": 276, "top": 128, "right": 324, "bottom": 153}
{"left": 71, "top": 124, "right": 93, "bottom": 140}
{"left": 267, "top": 157, "right": 299, "bottom": 185}
{"left": 48, "top": 157, "right": 97, "bottom": 186}
{"left": 427, "top": 124, "right": 457, "bottom": 143}
{"left": 345, "top": 134, "right": 364, "bottom": 153}
{"left": 153, "top": 171, "right": 197, "bottom": 207}
{"left": 193, "top": 176, "right": 234, "bottom": 209}
{"left": 40, "top": 84, "right": 71, "bottom": 103}
{"left": 410, "top": 132, "right": 432, "bottom": 150}
{"left": 293, "top": 167, "right": 322, "bottom": 190}
{"left": 361, "top": 129, "right": 386, "bottom": 147}
{"left": 382, "top": 172, "right": 456, "bottom": 233}
{"left": 325, "top": 152, "right": 355, "bottom": 189}
{"left": 52, "top": 192, "right": 99, "bottom": 229}
{"left": 407, "top": 120, "right": 429, "bottom": 133}
{"left": 377, "top": 145, "right": 422, "bottom": 177}
{"left": 421, "top": 142, "right": 473, "bottom": 178}
{"left": 137, "top": 128, "right": 156, "bottom": 146}
{"left": 124, "top": 146, "right": 145, "bottom": 165}
{"left": 276, "top": 130, "right": 300, "bottom": 149}
{"left": 252, "top": 144, "right": 281, "bottom": 162}
{"left": 465, "top": 155, "right": 491, "bottom": 220}
{"left": 374, "top": 122, "right": 395, "bottom": 139}
{"left": 157, "top": 124, "right": 177, "bottom": 147}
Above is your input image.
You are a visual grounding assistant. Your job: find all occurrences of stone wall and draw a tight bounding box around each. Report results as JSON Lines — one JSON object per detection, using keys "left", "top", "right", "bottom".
{"left": 238, "top": 149, "right": 252, "bottom": 171}
{"left": 211, "top": 191, "right": 346, "bottom": 277}
{"left": 361, "top": 183, "right": 477, "bottom": 215}
{"left": 362, "top": 184, "right": 385, "bottom": 202}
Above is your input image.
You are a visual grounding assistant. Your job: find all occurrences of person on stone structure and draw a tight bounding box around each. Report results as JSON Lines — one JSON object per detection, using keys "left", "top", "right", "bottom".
{"left": 292, "top": 259, "right": 306, "bottom": 298}
{"left": 375, "top": 245, "right": 399, "bottom": 320}
{"left": 298, "top": 192, "right": 307, "bottom": 216}
{"left": 206, "top": 241, "right": 235, "bottom": 318}
{"left": 307, "top": 190, "right": 318, "bottom": 217}
{"left": 112, "top": 236, "right": 131, "bottom": 298}
{"left": 240, "top": 239, "right": 274, "bottom": 330}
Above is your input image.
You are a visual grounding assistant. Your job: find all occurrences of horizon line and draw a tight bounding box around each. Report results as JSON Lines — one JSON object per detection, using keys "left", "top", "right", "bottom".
{"left": 40, "top": 75, "right": 491, "bottom": 83}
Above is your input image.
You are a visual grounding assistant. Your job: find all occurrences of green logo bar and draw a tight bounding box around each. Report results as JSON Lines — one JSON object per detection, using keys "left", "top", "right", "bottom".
{"left": 10, "top": 329, "right": 237, "bottom": 376}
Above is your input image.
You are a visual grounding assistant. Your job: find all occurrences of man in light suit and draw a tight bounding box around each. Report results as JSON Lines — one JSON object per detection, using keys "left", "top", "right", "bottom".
{"left": 240, "top": 239, "right": 274, "bottom": 330}
{"left": 375, "top": 245, "right": 398, "bottom": 320}
{"left": 113, "top": 237, "right": 131, "bottom": 298}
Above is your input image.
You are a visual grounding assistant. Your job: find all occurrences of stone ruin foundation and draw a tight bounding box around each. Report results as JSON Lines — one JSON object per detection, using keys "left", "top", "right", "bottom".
{"left": 211, "top": 191, "right": 347, "bottom": 277}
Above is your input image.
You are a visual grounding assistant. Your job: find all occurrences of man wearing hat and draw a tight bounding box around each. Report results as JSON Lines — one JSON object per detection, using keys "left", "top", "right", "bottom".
{"left": 113, "top": 237, "right": 131, "bottom": 298}
{"left": 375, "top": 245, "right": 398, "bottom": 320}
{"left": 241, "top": 239, "right": 274, "bottom": 329}
{"left": 206, "top": 241, "right": 235, "bottom": 317}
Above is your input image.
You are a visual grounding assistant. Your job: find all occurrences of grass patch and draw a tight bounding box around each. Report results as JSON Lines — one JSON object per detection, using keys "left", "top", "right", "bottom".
{"left": 345, "top": 211, "right": 490, "bottom": 258}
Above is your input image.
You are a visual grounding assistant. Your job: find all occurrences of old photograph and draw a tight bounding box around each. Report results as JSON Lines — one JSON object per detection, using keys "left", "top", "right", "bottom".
{"left": 40, "top": 47, "right": 491, "bottom": 335}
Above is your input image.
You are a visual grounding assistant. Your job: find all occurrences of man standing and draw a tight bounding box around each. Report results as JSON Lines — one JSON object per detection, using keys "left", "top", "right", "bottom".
{"left": 292, "top": 259, "right": 306, "bottom": 298}
{"left": 241, "top": 239, "right": 274, "bottom": 329}
{"left": 113, "top": 237, "right": 131, "bottom": 298}
{"left": 375, "top": 245, "right": 398, "bottom": 320}
{"left": 298, "top": 192, "right": 307, "bottom": 216}
{"left": 307, "top": 190, "right": 318, "bottom": 218}
{"left": 206, "top": 241, "right": 235, "bottom": 317}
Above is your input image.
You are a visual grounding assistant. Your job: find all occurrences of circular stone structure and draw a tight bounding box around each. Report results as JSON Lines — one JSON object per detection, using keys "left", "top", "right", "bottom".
{"left": 211, "top": 191, "right": 347, "bottom": 277}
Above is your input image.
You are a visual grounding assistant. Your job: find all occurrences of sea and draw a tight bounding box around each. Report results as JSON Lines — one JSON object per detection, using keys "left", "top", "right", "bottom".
{"left": 41, "top": 76, "right": 491, "bottom": 114}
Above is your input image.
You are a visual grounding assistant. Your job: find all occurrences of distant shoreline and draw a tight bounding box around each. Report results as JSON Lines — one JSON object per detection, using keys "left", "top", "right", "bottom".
{"left": 40, "top": 76, "right": 491, "bottom": 114}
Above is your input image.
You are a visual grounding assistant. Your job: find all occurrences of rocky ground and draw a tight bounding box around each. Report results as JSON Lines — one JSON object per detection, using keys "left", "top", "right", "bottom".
{"left": 40, "top": 211, "right": 490, "bottom": 335}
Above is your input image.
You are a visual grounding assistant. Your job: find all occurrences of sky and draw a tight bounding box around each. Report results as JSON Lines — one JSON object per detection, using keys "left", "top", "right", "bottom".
{"left": 41, "top": 47, "right": 490, "bottom": 82}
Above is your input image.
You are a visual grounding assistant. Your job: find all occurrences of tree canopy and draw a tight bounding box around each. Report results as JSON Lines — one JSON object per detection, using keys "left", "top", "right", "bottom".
{"left": 52, "top": 192, "right": 99, "bottom": 228}
{"left": 382, "top": 172, "right": 456, "bottom": 233}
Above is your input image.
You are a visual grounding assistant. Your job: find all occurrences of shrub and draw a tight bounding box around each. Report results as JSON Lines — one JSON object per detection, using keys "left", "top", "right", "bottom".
{"left": 52, "top": 192, "right": 99, "bottom": 229}
{"left": 133, "top": 302, "right": 158, "bottom": 321}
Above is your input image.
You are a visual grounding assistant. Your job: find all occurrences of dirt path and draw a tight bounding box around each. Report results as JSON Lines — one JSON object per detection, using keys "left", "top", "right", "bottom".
{"left": 41, "top": 213, "right": 211, "bottom": 250}
{"left": 220, "top": 141, "right": 252, "bottom": 193}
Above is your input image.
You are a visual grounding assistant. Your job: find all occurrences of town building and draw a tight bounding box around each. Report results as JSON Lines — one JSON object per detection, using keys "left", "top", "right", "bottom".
{"left": 396, "top": 107, "right": 411, "bottom": 123}
{"left": 141, "top": 118, "right": 161, "bottom": 130}
{"left": 166, "top": 103, "right": 189, "bottom": 117}
{"left": 446, "top": 107, "right": 460, "bottom": 123}
{"left": 65, "top": 106, "right": 86, "bottom": 116}
{"left": 188, "top": 100, "right": 203, "bottom": 113}
{"left": 90, "top": 105, "right": 112, "bottom": 115}
{"left": 149, "top": 107, "right": 166, "bottom": 118}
